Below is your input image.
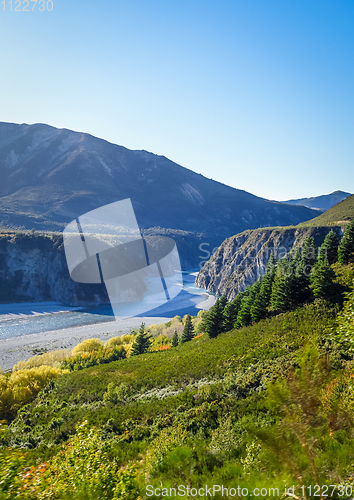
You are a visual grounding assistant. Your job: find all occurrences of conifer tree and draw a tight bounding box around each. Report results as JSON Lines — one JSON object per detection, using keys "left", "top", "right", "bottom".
{"left": 180, "top": 314, "right": 195, "bottom": 343}
{"left": 338, "top": 221, "right": 354, "bottom": 265}
{"left": 172, "top": 330, "right": 179, "bottom": 347}
{"left": 219, "top": 294, "right": 228, "bottom": 311}
{"left": 205, "top": 298, "right": 225, "bottom": 338}
{"left": 223, "top": 293, "right": 243, "bottom": 331}
{"left": 130, "top": 323, "right": 151, "bottom": 356}
{"left": 235, "top": 281, "right": 261, "bottom": 328}
{"left": 301, "top": 236, "right": 317, "bottom": 273}
{"left": 318, "top": 230, "right": 340, "bottom": 265}
{"left": 270, "top": 258, "right": 299, "bottom": 312}
{"left": 310, "top": 259, "right": 336, "bottom": 301}
{"left": 250, "top": 251, "right": 277, "bottom": 323}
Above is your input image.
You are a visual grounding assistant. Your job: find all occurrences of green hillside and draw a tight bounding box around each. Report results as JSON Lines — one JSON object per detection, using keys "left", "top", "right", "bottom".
{"left": 2, "top": 298, "right": 354, "bottom": 498}
{"left": 300, "top": 193, "right": 354, "bottom": 227}
{"left": 1, "top": 207, "right": 354, "bottom": 499}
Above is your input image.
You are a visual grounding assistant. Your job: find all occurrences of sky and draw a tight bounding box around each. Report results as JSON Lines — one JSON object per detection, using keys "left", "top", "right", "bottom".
{"left": 0, "top": 0, "right": 353, "bottom": 201}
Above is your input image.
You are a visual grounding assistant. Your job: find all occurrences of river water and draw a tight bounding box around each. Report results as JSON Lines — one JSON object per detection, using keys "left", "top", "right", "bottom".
{"left": 0, "top": 271, "right": 214, "bottom": 340}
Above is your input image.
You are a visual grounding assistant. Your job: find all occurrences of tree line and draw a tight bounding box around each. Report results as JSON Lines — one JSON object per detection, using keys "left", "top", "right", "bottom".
{"left": 127, "top": 222, "right": 354, "bottom": 352}
{"left": 203, "top": 222, "right": 354, "bottom": 339}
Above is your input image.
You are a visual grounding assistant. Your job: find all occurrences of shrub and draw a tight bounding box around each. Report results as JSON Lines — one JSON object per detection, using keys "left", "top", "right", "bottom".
{"left": 72, "top": 338, "right": 104, "bottom": 356}
{"left": 333, "top": 285, "right": 354, "bottom": 355}
{"left": 144, "top": 425, "right": 187, "bottom": 476}
{"left": 62, "top": 346, "right": 126, "bottom": 372}
{"left": 18, "top": 420, "right": 139, "bottom": 499}
{"left": 13, "top": 350, "right": 72, "bottom": 372}
{"left": 0, "top": 366, "right": 62, "bottom": 421}
{"left": 104, "top": 336, "right": 123, "bottom": 349}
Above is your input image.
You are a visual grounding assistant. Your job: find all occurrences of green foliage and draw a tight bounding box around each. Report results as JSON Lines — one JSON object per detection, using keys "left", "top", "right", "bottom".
{"left": 0, "top": 447, "right": 28, "bottom": 497}
{"left": 180, "top": 314, "right": 194, "bottom": 343}
{"left": 172, "top": 330, "right": 179, "bottom": 347}
{"left": 103, "top": 382, "right": 129, "bottom": 405}
{"left": 235, "top": 283, "right": 261, "bottom": 328}
{"left": 301, "top": 235, "right": 317, "bottom": 271}
{"left": 0, "top": 366, "right": 62, "bottom": 422}
{"left": 72, "top": 338, "right": 104, "bottom": 356}
{"left": 61, "top": 346, "right": 126, "bottom": 372}
{"left": 270, "top": 258, "right": 300, "bottom": 312}
{"left": 130, "top": 323, "right": 151, "bottom": 356}
{"left": 311, "top": 259, "right": 337, "bottom": 300}
{"left": 252, "top": 346, "right": 353, "bottom": 489}
{"left": 339, "top": 220, "right": 354, "bottom": 265}
{"left": 17, "top": 420, "right": 138, "bottom": 499}
{"left": 318, "top": 229, "right": 340, "bottom": 265}
{"left": 250, "top": 257, "right": 276, "bottom": 323}
{"left": 144, "top": 425, "right": 187, "bottom": 476}
{"left": 205, "top": 297, "right": 227, "bottom": 338}
{"left": 222, "top": 294, "right": 242, "bottom": 331}
{"left": 333, "top": 286, "right": 354, "bottom": 355}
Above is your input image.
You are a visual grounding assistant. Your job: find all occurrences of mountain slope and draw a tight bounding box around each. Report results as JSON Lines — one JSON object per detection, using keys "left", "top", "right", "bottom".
{"left": 0, "top": 123, "right": 318, "bottom": 257}
{"left": 301, "top": 194, "right": 354, "bottom": 227}
{"left": 195, "top": 225, "right": 343, "bottom": 299}
{"left": 283, "top": 190, "right": 351, "bottom": 211}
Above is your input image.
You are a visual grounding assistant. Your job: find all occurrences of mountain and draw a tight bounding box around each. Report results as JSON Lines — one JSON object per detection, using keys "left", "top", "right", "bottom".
{"left": 195, "top": 225, "right": 343, "bottom": 299}
{"left": 196, "top": 194, "right": 354, "bottom": 298}
{"left": 283, "top": 190, "right": 351, "bottom": 211}
{"left": 0, "top": 122, "right": 319, "bottom": 268}
{"left": 302, "top": 193, "right": 354, "bottom": 227}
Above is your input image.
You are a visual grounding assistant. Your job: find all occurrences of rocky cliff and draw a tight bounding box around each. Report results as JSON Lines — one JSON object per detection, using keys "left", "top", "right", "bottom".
{"left": 0, "top": 228, "right": 207, "bottom": 305}
{"left": 195, "top": 226, "right": 344, "bottom": 300}
{"left": 0, "top": 231, "right": 110, "bottom": 305}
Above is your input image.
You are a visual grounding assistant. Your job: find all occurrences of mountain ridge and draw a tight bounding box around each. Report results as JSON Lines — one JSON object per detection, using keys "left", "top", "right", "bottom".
{"left": 283, "top": 190, "right": 351, "bottom": 211}
{"left": 0, "top": 121, "right": 320, "bottom": 268}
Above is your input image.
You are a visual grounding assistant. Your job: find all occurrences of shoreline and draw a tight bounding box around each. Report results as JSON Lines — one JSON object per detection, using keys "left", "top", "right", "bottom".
{"left": 0, "top": 316, "right": 170, "bottom": 372}
{"left": 0, "top": 292, "right": 216, "bottom": 372}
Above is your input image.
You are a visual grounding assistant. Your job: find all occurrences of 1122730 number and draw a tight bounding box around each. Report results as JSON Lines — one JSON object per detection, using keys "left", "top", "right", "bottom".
{"left": 1, "top": 0, "right": 53, "bottom": 11}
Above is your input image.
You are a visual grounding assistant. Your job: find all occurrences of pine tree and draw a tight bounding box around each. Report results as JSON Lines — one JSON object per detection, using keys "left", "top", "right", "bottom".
{"left": 223, "top": 293, "right": 243, "bottom": 331}
{"left": 219, "top": 294, "right": 228, "bottom": 311}
{"left": 338, "top": 221, "right": 354, "bottom": 265}
{"left": 235, "top": 281, "right": 261, "bottom": 328}
{"left": 130, "top": 323, "right": 151, "bottom": 356}
{"left": 310, "top": 259, "right": 336, "bottom": 301}
{"left": 250, "top": 251, "right": 277, "bottom": 323}
{"left": 301, "top": 236, "right": 317, "bottom": 273}
{"left": 172, "top": 330, "right": 179, "bottom": 347}
{"left": 180, "top": 314, "right": 195, "bottom": 343}
{"left": 318, "top": 230, "right": 340, "bottom": 265}
{"left": 205, "top": 298, "right": 225, "bottom": 338}
{"left": 293, "top": 247, "right": 309, "bottom": 304}
{"left": 270, "top": 257, "right": 302, "bottom": 312}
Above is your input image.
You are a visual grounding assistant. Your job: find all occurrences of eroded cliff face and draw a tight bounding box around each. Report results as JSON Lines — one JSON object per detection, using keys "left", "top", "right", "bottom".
{"left": 0, "top": 232, "right": 109, "bottom": 305}
{"left": 195, "top": 226, "right": 343, "bottom": 300}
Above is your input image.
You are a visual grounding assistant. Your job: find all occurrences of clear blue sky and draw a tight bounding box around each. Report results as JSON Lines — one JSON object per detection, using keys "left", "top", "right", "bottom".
{"left": 1, "top": 0, "right": 353, "bottom": 200}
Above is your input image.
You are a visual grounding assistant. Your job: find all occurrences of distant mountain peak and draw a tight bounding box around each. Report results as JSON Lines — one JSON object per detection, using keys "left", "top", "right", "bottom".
{"left": 283, "top": 190, "right": 351, "bottom": 211}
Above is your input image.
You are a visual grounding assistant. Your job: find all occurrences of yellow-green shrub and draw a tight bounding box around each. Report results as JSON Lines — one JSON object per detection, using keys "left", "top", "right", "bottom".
{"left": 19, "top": 420, "right": 138, "bottom": 499}
{"left": 13, "top": 350, "right": 72, "bottom": 371}
{"left": 0, "top": 366, "right": 62, "bottom": 421}
{"left": 104, "top": 336, "right": 123, "bottom": 348}
{"left": 72, "top": 338, "right": 104, "bottom": 356}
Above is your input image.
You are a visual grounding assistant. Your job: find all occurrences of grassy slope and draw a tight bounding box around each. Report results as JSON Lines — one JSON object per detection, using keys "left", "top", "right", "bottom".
{"left": 6, "top": 302, "right": 337, "bottom": 453}
{"left": 300, "top": 193, "right": 354, "bottom": 227}
{"left": 226, "top": 194, "right": 354, "bottom": 236}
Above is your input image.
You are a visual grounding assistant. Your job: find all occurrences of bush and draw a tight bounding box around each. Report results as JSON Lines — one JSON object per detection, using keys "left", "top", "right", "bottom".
{"left": 13, "top": 350, "right": 72, "bottom": 372}
{"left": 18, "top": 420, "right": 139, "bottom": 499}
{"left": 72, "top": 339, "right": 104, "bottom": 356}
{"left": 62, "top": 346, "right": 126, "bottom": 372}
{"left": 0, "top": 366, "right": 62, "bottom": 421}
